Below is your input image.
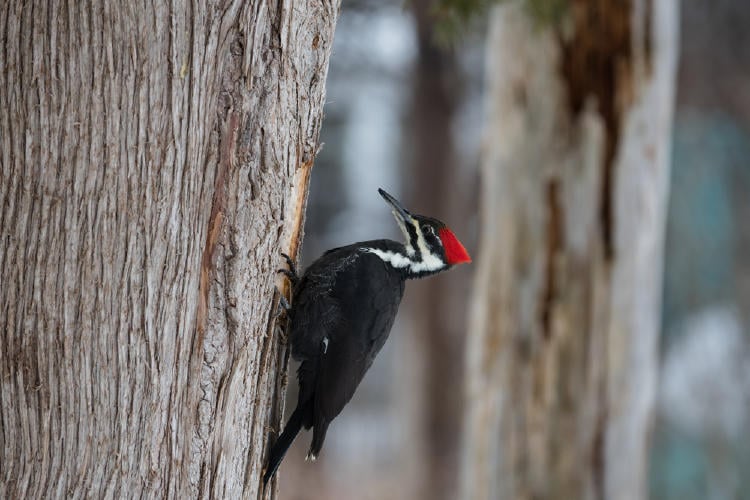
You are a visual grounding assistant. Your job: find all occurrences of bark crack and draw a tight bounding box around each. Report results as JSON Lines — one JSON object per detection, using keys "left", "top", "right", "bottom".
{"left": 196, "top": 111, "right": 238, "bottom": 343}
{"left": 540, "top": 179, "right": 564, "bottom": 340}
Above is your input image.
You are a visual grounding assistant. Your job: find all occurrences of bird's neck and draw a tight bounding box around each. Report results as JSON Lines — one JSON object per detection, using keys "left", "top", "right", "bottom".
{"left": 359, "top": 239, "right": 447, "bottom": 279}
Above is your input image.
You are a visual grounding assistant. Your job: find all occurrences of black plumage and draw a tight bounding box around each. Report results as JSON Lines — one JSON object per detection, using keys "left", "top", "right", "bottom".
{"left": 263, "top": 189, "right": 470, "bottom": 486}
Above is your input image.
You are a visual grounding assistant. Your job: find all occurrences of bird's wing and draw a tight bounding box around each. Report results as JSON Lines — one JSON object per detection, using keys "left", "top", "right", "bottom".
{"left": 290, "top": 249, "right": 361, "bottom": 408}
{"left": 313, "top": 251, "right": 404, "bottom": 422}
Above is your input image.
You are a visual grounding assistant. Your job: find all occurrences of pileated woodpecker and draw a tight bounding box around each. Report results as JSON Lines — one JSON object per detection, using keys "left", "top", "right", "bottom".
{"left": 263, "top": 188, "right": 471, "bottom": 485}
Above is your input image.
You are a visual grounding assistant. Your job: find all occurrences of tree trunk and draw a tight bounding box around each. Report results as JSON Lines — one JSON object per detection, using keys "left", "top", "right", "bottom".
{"left": 461, "top": 1, "right": 677, "bottom": 500}
{"left": 0, "top": 1, "right": 340, "bottom": 498}
{"left": 405, "top": 1, "right": 469, "bottom": 498}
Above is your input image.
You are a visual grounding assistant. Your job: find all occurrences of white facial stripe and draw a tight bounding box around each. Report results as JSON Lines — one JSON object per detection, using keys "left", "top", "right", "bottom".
{"left": 368, "top": 216, "right": 447, "bottom": 274}
{"left": 392, "top": 211, "right": 416, "bottom": 256}
{"left": 363, "top": 247, "right": 445, "bottom": 274}
{"left": 414, "top": 224, "right": 444, "bottom": 271}
{"left": 406, "top": 254, "right": 444, "bottom": 273}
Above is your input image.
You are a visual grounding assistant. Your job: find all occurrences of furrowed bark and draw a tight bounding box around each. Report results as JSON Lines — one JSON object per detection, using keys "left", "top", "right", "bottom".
{"left": 0, "top": 1, "right": 340, "bottom": 498}
{"left": 461, "top": 1, "right": 677, "bottom": 499}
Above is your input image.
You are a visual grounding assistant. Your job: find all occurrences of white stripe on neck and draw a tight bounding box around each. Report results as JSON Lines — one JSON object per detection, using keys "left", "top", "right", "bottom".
{"left": 363, "top": 248, "right": 444, "bottom": 274}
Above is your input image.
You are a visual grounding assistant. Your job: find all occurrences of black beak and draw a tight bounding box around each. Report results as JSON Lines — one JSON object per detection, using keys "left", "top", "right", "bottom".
{"left": 378, "top": 188, "right": 412, "bottom": 223}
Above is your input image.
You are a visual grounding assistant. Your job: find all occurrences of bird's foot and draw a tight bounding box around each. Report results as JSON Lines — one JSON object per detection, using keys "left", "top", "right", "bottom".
{"left": 274, "top": 286, "right": 291, "bottom": 343}
{"left": 277, "top": 292, "right": 292, "bottom": 314}
{"left": 275, "top": 286, "right": 292, "bottom": 316}
{"left": 277, "top": 252, "right": 299, "bottom": 286}
{"left": 275, "top": 323, "right": 288, "bottom": 344}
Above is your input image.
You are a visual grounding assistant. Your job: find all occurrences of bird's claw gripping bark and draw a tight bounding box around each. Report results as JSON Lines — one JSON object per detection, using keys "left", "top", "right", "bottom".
{"left": 275, "top": 322, "right": 288, "bottom": 344}
{"left": 277, "top": 252, "right": 299, "bottom": 286}
{"left": 278, "top": 293, "right": 292, "bottom": 314}
{"left": 274, "top": 286, "right": 292, "bottom": 343}
{"left": 275, "top": 286, "right": 292, "bottom": 315}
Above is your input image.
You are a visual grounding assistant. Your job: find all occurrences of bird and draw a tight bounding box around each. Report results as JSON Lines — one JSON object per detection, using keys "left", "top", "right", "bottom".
{"left": 263, "top": 188, "right": 471, "bottom": 486}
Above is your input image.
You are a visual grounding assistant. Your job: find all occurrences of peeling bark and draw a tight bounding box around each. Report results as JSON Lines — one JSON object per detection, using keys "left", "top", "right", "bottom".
{"left": 461, "top": 1, "right": 677, "bottom": 499}
{"left": 0, "top": 1, "right": 340, "bottom": 498}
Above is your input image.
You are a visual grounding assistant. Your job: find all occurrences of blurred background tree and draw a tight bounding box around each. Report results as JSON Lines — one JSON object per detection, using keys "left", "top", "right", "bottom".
{"left": 461, "top": 1, "right": 678, "bottom": 499}
{"left": 275, "top": 1, "right": 750, "bottom": 499}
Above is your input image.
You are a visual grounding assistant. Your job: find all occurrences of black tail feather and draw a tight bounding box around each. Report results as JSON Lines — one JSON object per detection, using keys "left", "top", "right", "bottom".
{"left": 263, "top": 405, "right": 305, "bottom": 486}
{"left": 307, "top": 418, "right": 330, "bottom": 461}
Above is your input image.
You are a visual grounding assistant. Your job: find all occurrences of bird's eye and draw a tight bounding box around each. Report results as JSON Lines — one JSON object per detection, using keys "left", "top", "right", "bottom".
{"left": 424, "top": 225, "right": 435, "bottom": 237}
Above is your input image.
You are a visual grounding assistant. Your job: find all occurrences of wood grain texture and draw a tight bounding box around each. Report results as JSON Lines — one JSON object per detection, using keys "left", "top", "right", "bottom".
{"left": 0, "top": 0, "right": 340, "bottom": 498}
{"left": 461, "top": 1, "right": 677, "bottom": 499}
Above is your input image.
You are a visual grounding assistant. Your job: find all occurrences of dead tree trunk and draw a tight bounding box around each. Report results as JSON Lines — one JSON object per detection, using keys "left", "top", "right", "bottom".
{"left": 0, "top": 1, "right": 340, "bottom": 498}
{"left": 461, "top": 1, "right": 677, "bottom": 499}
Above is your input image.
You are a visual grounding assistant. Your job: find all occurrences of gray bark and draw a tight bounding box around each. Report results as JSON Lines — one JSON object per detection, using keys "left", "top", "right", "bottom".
{"left": 0, "top": 1, "right": 340, "bottom": 498}
{"left": 461, "top": 1, "right": 678, "bottom": 499}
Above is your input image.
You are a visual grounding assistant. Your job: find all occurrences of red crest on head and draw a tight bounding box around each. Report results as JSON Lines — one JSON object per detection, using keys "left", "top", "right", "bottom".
{"left": 438, "top": 228, "right": 471, "bottom": 265}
